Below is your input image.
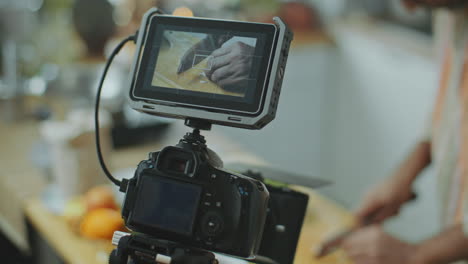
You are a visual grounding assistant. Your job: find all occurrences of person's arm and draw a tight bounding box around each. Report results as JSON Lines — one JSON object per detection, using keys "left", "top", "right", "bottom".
{"left": 412, "top": 224, "right": 468, "bottom": 264}
{"left": 339, "top": 224, "right": 468, "bottom": 264}
{"left": 389, "top": 140, "right": 432, "bottom": 188}
{"left": 355, "top": 140, "right": 432, "bottom": 224}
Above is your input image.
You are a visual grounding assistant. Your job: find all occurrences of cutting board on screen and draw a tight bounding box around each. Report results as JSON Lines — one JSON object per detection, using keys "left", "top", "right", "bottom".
{"left": 152, "top": 31, "right": 242, "bottom": 97}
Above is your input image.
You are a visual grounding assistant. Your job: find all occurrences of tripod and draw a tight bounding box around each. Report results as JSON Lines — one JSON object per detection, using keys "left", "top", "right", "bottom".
{"left": 110, "top": 231, "right": 218, "bottom": 264}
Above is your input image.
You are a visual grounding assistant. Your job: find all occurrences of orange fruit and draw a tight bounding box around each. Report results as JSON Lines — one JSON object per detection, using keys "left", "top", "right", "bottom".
{"left": 80, "top": 208, "right": 124, "bottom": 240}
{"left": 84, "top": 185, "right": 118, "bottom": 212}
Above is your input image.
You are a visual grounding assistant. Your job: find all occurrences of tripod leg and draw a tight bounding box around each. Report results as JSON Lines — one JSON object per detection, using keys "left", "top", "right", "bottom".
{"left": 110, "top": 250, "right": 140, "bottom": 264}
{"left": 110, "top": 235, "right": 131, "bottom": 264}
{"left": 172, "top": 249, "right": 217, "bottom": 264}
{"left": 109, "top": 249, "right": 126, "bottom": 264}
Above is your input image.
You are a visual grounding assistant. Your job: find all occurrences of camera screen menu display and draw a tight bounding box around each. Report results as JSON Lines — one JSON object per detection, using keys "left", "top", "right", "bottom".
{"left": 133, "top": 175, "right": 202, "bottom": 236}
{"left": 132, "top": 16, "right": 276, "bottom": 114}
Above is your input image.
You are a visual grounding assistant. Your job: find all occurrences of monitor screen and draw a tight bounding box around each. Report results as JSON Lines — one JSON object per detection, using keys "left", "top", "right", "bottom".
{"left": 133, "top": 175, "right": 202, "bottom": 236}
{"left": 152, "top": 31, "right": 258, "bottom": 98}
{"left": 131, "top": 16, "right": 277, "bottom": 115}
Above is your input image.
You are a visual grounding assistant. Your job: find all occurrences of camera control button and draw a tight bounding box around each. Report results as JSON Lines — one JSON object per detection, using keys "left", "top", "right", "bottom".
{"left": 201, "top": 212, "right": 224, "bottom": 237}
{"left": 229, "top": 175, "right": 238, "bottom": 183}
{"left": 206, "top": 220, "right": 221, "bottom": 235}
{"left": 238, "top": 186, "right": 249, "bottom": 196}
{"left": 215, "top": 202, "right": 222, "bottom": 208}
{"left": 205, "top": 192, "right": 213, "bottom": 197}
{"left": 204, "top": 202, "right": 211, "bottom": 207}
{"left": 211, "top": 174, "right": 217, "bottom": 179}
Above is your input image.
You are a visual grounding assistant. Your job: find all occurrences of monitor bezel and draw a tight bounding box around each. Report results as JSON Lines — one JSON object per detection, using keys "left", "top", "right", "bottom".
{"left": 129, "top": 14, "right": 278, "bottom": 116}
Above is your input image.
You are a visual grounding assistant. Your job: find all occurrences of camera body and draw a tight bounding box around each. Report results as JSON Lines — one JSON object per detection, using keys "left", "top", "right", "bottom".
{"left": 120, "top": 131, "right": 269, "bottom": 259}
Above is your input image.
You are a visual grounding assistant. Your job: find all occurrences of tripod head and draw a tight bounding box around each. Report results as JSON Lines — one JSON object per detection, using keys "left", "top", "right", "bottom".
{"left": 184, "top": 118, "right": 212, "bottom": 131}
{"left": 176, "top": 118, "right": 223, "bottom": 169}
{"left": 110, "top": 231, "right": 218, "bottom": 264}
{"left": 110, "top": 231, "right": 280, "bottom": 264}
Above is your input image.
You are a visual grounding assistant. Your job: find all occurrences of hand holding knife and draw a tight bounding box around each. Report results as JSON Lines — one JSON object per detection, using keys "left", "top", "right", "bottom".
{"left": 315, "top": 192, "right": 417, "bottom": 258}
{"left": 177, "top": 35, "right": 233, "bottom": 74}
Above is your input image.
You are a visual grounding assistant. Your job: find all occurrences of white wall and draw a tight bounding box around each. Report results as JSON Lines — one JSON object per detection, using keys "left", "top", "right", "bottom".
{"left": 321, "top": 25, "right": 440, "bottom": 241}
{"left": 219, "top": 44, "right": 333, "bottom": 178}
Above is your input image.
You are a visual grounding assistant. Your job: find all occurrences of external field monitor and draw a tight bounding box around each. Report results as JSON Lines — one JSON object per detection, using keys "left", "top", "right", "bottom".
{"left": 128, "top": 8, "right": 293, "bottom": 129}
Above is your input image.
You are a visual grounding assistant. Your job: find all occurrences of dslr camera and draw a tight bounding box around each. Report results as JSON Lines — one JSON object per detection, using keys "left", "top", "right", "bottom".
{"left": 110, "top": 7, "right": 295, "bottom": 264}
{"left": 121, "top": 129, "right": 269, "bottom": 258}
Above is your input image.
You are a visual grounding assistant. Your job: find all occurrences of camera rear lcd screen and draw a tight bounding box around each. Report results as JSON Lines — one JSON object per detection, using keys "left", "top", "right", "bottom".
{"left": 132, "top": 16, "right": 276, "bottom": 114}
{"left": 133, "top": 175, "right": 202, "bottom": 236}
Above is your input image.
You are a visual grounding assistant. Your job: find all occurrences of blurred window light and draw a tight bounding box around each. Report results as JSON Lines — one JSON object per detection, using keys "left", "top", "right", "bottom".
{"left": 0, "top": 81, "right": 7, "bottom": 99}
{"left": 1, "top": 0, "right": 43, "bottom": 10}
{"left": 201, "top": 0, "right": 224, "bottom": 11}
{"left": 108, "top": 0, "right": 125, "bottom": 5}
{"left": 28, "top": 76, "right": 47, "bottom": 95}
{"left": 27, "top": 0, "right": 43, "bottom": 12}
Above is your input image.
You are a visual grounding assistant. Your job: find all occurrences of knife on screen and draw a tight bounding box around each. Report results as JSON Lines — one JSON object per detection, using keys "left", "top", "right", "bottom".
{"left": 177, "top": 35, "right": 233, "bottom": 74}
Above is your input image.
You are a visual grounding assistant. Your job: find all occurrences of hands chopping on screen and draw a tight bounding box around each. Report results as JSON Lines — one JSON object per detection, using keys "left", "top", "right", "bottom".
{"left": 205, "top": 41, "right": 255, "bottom": 91}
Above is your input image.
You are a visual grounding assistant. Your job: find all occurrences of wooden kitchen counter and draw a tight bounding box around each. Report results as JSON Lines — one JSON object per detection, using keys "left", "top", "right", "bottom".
{"left": 25, "top": 188, "right": 353, "bottom": 264}
{"left": 4, "top": 120, "right": 353, "bottom": 264}
{"left": 25, "top": 185, "right": 354, "bottom": 264}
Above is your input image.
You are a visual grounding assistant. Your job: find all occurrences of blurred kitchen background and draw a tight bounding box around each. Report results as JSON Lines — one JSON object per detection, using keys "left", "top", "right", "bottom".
{"left": 0, "top": 0, "right": 439, "bottom": 263}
